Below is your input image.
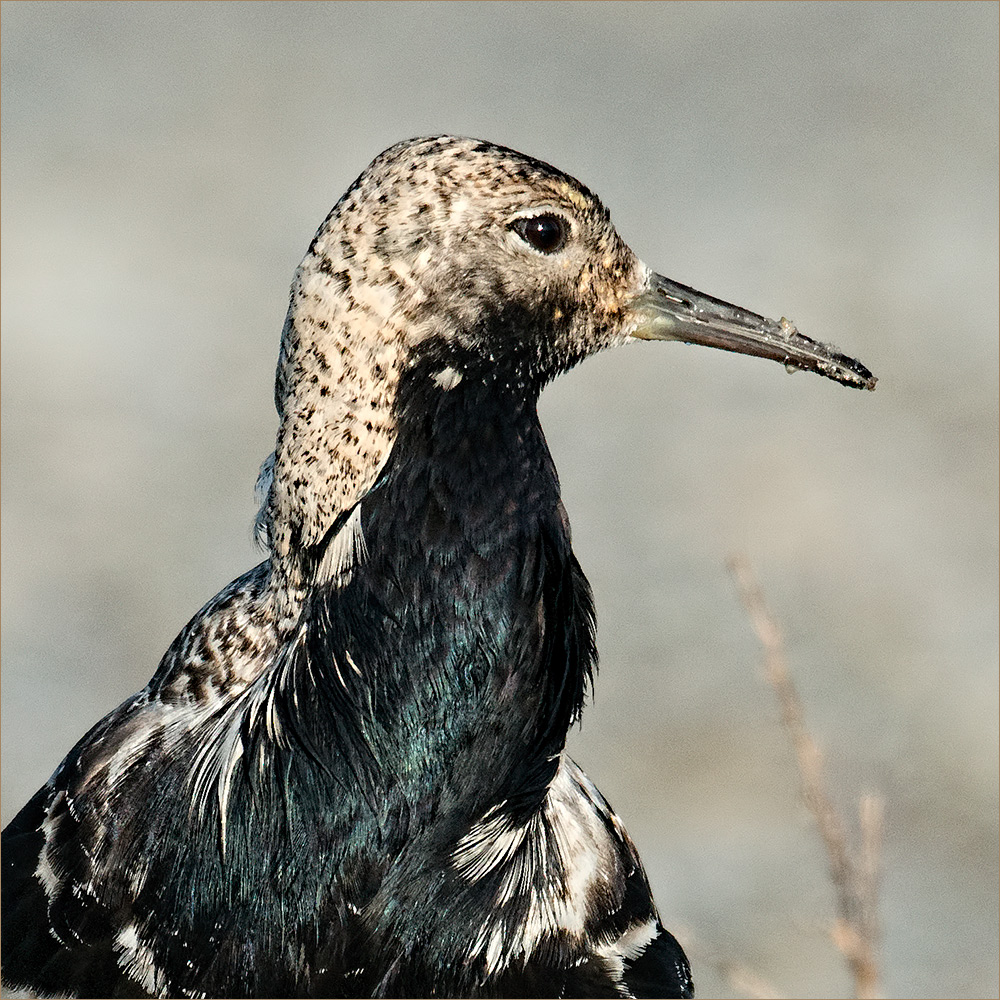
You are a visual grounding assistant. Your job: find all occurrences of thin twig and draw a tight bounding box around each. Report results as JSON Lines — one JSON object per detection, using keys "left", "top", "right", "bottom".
{"left": 727, "top": 555, "right": 883, "bottom": 1000}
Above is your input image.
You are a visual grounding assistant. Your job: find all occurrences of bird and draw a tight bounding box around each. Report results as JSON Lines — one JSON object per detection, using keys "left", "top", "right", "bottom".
{"left": 1, "top": 135, "right": 876, "bottom": 1000}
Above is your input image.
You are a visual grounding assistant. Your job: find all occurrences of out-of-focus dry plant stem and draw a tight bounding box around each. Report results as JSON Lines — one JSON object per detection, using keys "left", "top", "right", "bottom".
{"left": 727, "top": 555, "right": 884, "bottom": 1000}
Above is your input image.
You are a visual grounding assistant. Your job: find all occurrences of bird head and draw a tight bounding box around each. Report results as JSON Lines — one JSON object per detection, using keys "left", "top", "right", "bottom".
{"left": 264, "top": 136, "right": 875, "bottom": 591}
{"left": 281, "top": 136, "right": 644, "bottom": 398}
{"left": 284, "top": 135, "right": 875, "bottom": 395}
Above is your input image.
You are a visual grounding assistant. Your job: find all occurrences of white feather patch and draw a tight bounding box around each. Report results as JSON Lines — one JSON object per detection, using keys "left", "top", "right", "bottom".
{"left": 432, "top": 366, "right": 463, "bottom": 390}
{"left": 115, "top": 922, "right": 169, "bottom": 997}
{"left": 596, "top": 916, "right": 660, "bottom": 982}
{"left": 36, "top": 790, "right": 69, "bottom": 900}
{"left": 316, "top": 503, "right": 367, "bottom": 586}
{"left": 456, "top": 755, "right": 623, "bottom": 975}
{"left": 453, "top": 802, "right": 533, "bottom": 883}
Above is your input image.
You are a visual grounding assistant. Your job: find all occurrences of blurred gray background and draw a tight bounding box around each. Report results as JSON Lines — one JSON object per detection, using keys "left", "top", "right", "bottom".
{"left": 2, "top": 3, "right": 997, "bottom": 997}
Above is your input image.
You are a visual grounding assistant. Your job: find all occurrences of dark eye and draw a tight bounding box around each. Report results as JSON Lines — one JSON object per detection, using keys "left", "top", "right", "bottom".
{"left": 511, "top": 214, "right": 569, "bottom": 254}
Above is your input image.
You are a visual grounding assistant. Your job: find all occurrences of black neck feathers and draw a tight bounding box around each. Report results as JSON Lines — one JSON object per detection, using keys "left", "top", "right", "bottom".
{"left": 265, "top": 354, "right": 597, "bottom": 839}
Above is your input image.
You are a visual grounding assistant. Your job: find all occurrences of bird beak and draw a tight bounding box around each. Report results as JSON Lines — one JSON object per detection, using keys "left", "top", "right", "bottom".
{"left": 628, "top": 271, "right": 877, "bottom": 391}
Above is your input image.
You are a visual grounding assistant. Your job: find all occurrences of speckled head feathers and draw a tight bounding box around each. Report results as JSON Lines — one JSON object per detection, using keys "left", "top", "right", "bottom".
{"left": 260, "top": 135, "right": 874, "bottom": 610}
{"left": 263, "top": 136, "right": 647, "bottom": 596}
{"left": 281, "top": 136, "right": 644, "bottom": 392}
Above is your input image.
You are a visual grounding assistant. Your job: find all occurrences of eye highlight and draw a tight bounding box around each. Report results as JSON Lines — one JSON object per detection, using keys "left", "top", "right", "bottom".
{"left": 510, "top": 214, "right": 569, "bottom": 255}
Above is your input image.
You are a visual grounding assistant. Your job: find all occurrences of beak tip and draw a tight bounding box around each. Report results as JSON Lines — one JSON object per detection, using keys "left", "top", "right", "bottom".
{"left": 833, "top": 355, "right": 878, "bottom": 392}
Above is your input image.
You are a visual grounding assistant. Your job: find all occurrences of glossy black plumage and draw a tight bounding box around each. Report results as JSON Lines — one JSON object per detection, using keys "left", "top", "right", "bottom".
{"left": 2, "top": 136, "right": 874, "bottom": 999}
